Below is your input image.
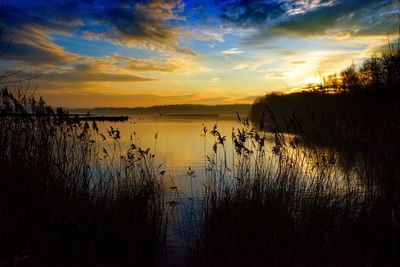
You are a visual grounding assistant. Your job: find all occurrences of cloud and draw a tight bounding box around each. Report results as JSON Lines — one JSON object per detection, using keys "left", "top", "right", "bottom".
{"left": 41, "top": 70, "right": 155, "bottom": 83}
{"left": 110, "top": 53, "right": 209, "bottom": 74}
{"left": 315, "top": 51, "right": 360, "bottom": 71}
{"left": 265, "top": 71, "right": 287, "bottom": 78}
{"left": 1, "top": 4, "right": 82, "bottom": 66}
{"left": 220, "top": 48, "right": 243, "bottom": 54}
{"left": 1, "top": 26, "right": 81, "bottom": 66}
{"left": 291, "top": 60, "right": 306, "bottom": 64}
{"left": 81, "top": 0, "right": 194, "bottom": 54}
{"left": 1, "top": 49, "right": 209, "bottom": 94}
{"left": 181, "top": 25, "right": 225, "bottom": 47}
{"left": 269, "top": 0, "right": 392, "bottom": 37}
{"left": 232, "top": 57, "right": 272, "bottom": 70}
{"left": 110, "top": 54, "right": 179, "bottom": 72}
{"left": 217, "top": 0, "right": 286, "bottom": 28}
{"left": 216, "top": 0, "right": 397, "bottom": 44}
{"left": 2, "top": 62, "right": 156, "bottom": 86}
{"left": 3, "top": 0, "right": 194, "bottom": 58}
{"left": 233, "top": 64, "right": 248, "bottom": 70}
{"left": 1, "top": 40, "right": 77, "bottom": 66}
{"left": 1, "top": 48, "right": 212, "bottom": 92}
{"left": 0, "top": 1, "right": 209, "bottom": 92}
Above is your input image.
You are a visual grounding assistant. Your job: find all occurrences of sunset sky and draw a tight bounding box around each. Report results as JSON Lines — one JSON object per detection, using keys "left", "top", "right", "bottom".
{"left": 1, "top": 0, "right": 398, "bottom": 107}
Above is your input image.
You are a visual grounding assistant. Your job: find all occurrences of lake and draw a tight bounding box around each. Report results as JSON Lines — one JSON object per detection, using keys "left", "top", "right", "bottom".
{"left": 96, "top": 115, "right": 257, "bottom": 266}
{"left": 95, "top": 114, "right": 363, "bottom": 266}
{"left": 97, "top": 115, "right": 277, "bottom": 195}
{"left": 98, "top": 114, "right": 360, "bottom": 193}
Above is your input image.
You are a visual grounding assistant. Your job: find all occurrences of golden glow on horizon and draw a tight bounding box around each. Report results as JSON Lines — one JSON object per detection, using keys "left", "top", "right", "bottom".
{"left": 10, "top": 35, "right": 392, "bottom": 108}
{"left": 302, "top": 76, "right": 322, "bottom": 85}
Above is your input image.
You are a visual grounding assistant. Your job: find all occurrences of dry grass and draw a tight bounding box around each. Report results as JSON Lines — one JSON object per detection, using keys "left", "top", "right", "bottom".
{"left": 0, "top": 88, "right": 166, "bottom": 266}
{"left": 183, "top": 115, "right": 400, "bottom": 267}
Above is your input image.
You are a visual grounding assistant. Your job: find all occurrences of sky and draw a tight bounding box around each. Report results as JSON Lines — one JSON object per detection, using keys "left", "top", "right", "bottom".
{"left": 0, "top": 0, "right": 398, "bottom": 108}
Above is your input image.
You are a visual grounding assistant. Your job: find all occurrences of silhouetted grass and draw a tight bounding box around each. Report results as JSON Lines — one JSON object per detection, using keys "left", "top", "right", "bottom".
{"left": 183, "top": 115, "right": 400, "bottom": 266}
{"left": 0, "top": 88, "right": 166, "bottom": 266}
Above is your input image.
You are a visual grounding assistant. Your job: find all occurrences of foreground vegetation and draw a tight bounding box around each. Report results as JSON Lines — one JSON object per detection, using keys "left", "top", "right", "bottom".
{"left": 0, "top": 88, "right": 166, "bottom": 266}
{"left": 1, "top": 38, "right": 399, "bottom": 266}
{"left": 1, "top": 85, "right": 399, "bottom": 266}
{"left": 183, "top": 117, "right": 400, "bottom": 266}
{"left": 181, "top": 44, "right": 400, "bottom": 266}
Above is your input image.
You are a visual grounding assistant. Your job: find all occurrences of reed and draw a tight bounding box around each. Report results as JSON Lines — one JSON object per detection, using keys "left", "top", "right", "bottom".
{"left": 184, "top": 115, "right": 400, "bottom": 266}
{"left": 0, "top": 88, "right": 166, "bottom": 266}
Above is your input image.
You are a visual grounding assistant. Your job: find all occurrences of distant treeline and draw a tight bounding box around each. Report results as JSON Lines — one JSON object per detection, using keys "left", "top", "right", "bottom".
{"left": 251, "top": 43, "right": 400, "bottom": 145}
{"left": 71, "top": 104, "right": 252, "bottom": 117}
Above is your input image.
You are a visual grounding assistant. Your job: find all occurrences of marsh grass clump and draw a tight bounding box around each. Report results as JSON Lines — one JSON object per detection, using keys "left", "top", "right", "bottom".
{"left": 185, "top": 116, "right": 400, "bottom": 267}
{"left": 0, "top": 88, "right": 166, "bottom": 266}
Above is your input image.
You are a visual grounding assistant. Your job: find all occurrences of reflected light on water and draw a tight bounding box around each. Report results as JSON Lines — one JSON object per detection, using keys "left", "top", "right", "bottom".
{"left": 97, "top": 116, "right": 245, "bottom": 194}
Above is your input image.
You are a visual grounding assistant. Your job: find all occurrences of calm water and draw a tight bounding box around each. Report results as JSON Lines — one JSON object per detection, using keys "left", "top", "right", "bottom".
{"left": 96, "top": 115, "right": 361, "bottom": 266}
{"left": 97, "top": 116, "right": 254, "bottom": 266}
{"left": 97, "top": 115, "right": 276, "bottom": 195}
{"left": 96, "top": 115, "right": 356, "bottom": 194}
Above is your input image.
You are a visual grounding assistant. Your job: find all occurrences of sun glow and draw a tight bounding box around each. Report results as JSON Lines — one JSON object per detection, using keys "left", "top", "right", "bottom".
{"left": 302, "top": 75, "right": 322, "bottom": 85}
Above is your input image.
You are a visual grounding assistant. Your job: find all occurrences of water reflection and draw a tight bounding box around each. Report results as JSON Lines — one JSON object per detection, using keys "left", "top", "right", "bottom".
{"left": 97, "top": 116, "right": 248, "bottom": 194}
{"left": 96, "top": 115, "right": 367, "bottom": 196}
{"left": 95, "top": 115, "right": 380, "bottom": 266}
